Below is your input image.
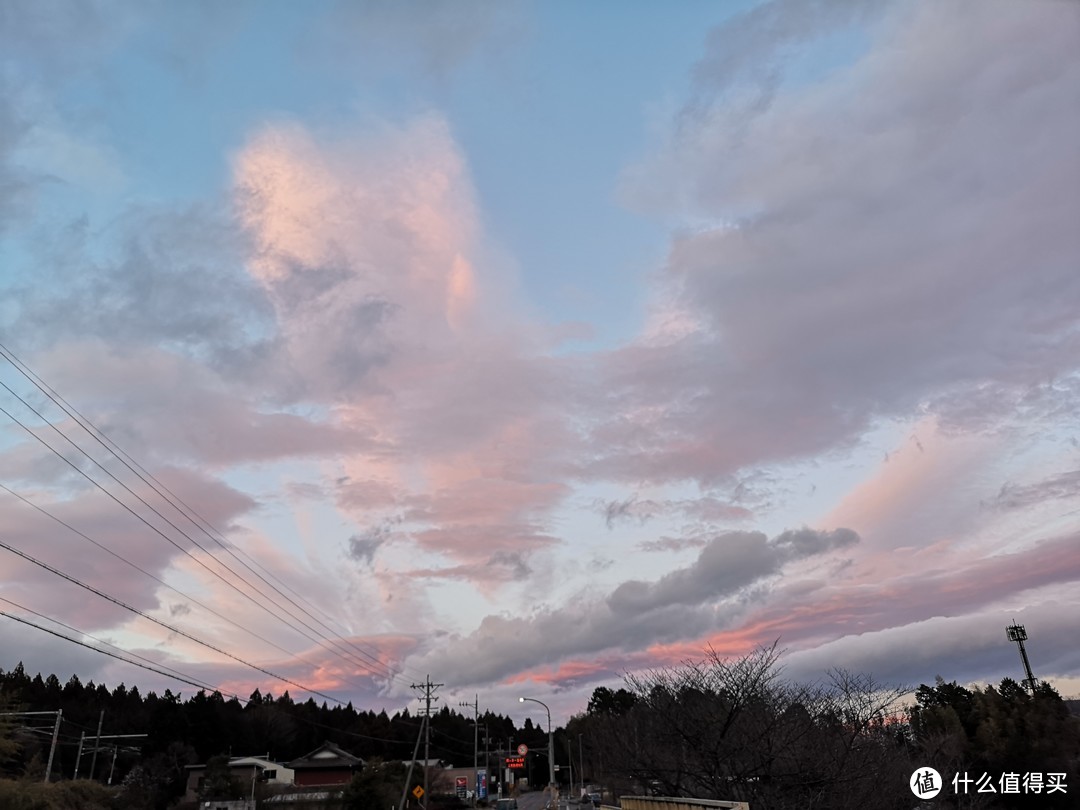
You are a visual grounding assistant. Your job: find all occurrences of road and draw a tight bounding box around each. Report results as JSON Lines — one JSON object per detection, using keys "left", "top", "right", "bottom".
{"left": 514, "top": 789, "right": 589, "bottom": 810}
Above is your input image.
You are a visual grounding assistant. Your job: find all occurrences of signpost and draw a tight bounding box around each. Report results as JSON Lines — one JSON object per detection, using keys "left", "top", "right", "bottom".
{"left": 517, "top": 744, "right": 528, "bottom": 756}
{"left": 413, "top": 786, "right": 425, "bottom": 801}
{"left": 477, "top": 769, "right": 488, "bottom": 800}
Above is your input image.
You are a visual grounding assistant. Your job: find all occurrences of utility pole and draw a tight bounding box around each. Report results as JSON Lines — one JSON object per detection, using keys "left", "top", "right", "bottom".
{"left": 399, "top": 714, "right": 428, "bottom": 810}
{"left": 89, "top": 709, "right": 104, "bottom": 780}
{"left": 459, "top": 695, "right": 478, "bottom": 807}
{"left": 74, "top": 731, "right": 85, "bottom": 779}
{"left": 412, "top": 676, "right": 442, "bottom": 810}
{"left": 1006, "top": 623, "right": 1038, "bottom": 693}
{"left": 44, "top": 709, "right": 62, "bottom": 783}
{"left": 0, "top": 711, "right": 63, "bottom": 784}
{"left": 566, "top": 737, "right": 573, "bottom": 800}
{"left": 107, "top": 745, "right": 118, "bottom": 785}
{"left": 577, "top": 734, "right": 584, "bottom": 797}
{"left": 483, "top": 725, "right": 489, "bottom": 798}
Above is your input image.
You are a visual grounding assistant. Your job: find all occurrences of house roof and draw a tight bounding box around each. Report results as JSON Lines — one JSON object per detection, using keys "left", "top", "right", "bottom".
{"left": 185, "top": 756, "right": 289, "bottom": 772}
{"left": 286, "top": 741, "right": 364, "bottom": 770}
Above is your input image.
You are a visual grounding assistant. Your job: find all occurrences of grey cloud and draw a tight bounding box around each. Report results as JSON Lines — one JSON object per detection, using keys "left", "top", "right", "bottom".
{"left": 348, "top": 521, "right": 399, "bottom": 567}
{"left": 610, "top": 527, "right": 857, "bottom": 614}
{"left": 8, "top": 205, "right": 275, "bottom": 371}
{"left": 995, "top": 471, "right": 1080, "bottom": 511}
{"left": 0, "top": 464, "right": 262, "bottom": 630}
{"left": 783, "top": 599, "right": 1080, "bottom": 691}
{"left": 406, "top": 527, "right": 857, "bottom": 686}
{"left": 685, "top": 0, "right": 885, "bottom": 122}
{"left": 773, "top": 527, "right": 858, "bottom": 560}
{"left": 598, "top": 495, "right": 657, "bottom": 529}
{"left": 597, "top": 493, "right": 754, "bottom": 530}
{"left": 638, "top": 536, "right": 709, "bottom": 553}
{"left": 601, "top": 0, "right": 1080, "bottom": 485}
{"left": 488, "top": 550, "right": 532, "bottom": 581}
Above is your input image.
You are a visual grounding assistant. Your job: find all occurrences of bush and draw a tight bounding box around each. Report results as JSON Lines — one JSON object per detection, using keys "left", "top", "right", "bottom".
{"left": 0, "top": 779, "right": 121, "bottom": 810}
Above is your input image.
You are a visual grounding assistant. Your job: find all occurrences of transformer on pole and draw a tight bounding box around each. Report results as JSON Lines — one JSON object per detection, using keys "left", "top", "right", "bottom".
{"left": 1005, "top": 623, "right": 1038, "bottom": 693}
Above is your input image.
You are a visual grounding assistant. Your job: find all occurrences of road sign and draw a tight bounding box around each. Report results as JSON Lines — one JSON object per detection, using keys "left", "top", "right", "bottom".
{"left": 517, "top": 744, "right": 528, "bottom": 755}
{"left": 505, "top": 756, "right": 525, "bottom": 769}
{"left": 413, "top": 786, "right": 425, "bottom": 800}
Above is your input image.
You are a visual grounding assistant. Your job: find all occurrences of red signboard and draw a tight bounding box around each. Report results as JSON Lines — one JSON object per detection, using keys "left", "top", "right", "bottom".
{"left": 504, "top": 756, "right": 525, "bottom": 770}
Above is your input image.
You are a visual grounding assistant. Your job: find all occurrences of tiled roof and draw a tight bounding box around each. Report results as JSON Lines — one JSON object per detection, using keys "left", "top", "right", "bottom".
{"left": 286, "top": 741, "right": 364, "bottom": 770}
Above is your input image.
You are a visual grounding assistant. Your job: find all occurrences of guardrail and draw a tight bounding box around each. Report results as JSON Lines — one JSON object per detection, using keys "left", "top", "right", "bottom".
{"left": 619, "top": 796, "right": 749, "bottom": 810}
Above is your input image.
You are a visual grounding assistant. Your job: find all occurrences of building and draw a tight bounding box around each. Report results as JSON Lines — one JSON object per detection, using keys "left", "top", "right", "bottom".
{"left": 286, "top": 741, "right": 365, "bottom": 787}
{"left": 184, "top": 756, "right": 295, "bottom": 804}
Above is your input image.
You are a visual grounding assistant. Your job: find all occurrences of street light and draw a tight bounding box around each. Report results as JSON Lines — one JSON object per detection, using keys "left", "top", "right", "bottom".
{"left": 519, "top": 697, "right": 555, "bottom": 797}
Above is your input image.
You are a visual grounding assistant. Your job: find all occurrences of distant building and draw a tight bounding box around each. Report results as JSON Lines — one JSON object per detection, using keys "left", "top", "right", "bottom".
{"left": 286, "top": 741, "right": 365, "bottom": 786}
{"left": 184, "top": 756, "right": 294, "bottom": 804}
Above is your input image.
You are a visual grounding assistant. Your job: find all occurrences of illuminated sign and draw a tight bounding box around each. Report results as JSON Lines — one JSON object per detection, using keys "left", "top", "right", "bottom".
{"left": 505, "top": 756, "right": 526, "bottom": 770}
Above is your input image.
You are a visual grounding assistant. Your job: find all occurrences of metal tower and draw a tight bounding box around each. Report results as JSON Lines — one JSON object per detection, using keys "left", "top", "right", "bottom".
{"left": 1005, "top": 623, "right": 1038, "bottom": 693}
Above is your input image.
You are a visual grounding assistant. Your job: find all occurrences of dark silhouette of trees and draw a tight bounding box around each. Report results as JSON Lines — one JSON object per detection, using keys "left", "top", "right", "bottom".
{"left": 575, "top": 644, "right": 914, "bottom": 810}
{"left": 910, "top": 677, "right": 1079, "bottom": 808}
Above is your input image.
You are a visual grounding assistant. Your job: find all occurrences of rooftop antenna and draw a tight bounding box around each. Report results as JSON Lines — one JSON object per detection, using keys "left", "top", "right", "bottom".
{"left": 1005, "top": 622, "right": 1038, "bottom": 693}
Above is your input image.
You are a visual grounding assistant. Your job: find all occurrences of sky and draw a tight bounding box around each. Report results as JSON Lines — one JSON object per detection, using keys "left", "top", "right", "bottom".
{"left": 1, "top": 0, "right": 1079, "bottom": 727}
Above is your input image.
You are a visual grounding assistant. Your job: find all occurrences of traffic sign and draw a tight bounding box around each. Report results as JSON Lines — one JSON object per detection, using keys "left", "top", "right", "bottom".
{"left": 412, "top": 786, "right": 425, "bottom": 800}
{"left": 517, "top": 744, "right": 528, "bottom": 756}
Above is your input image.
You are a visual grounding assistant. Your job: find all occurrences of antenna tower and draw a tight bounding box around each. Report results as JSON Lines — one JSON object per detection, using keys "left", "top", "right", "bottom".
{"left": 1005, "top": 622, "right": 1038, "bottom": 693}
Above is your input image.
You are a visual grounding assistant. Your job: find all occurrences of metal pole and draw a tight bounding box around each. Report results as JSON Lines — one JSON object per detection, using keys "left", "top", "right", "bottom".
{"left": 107, "top": 745, "right": 118, "bottom": 785}
{"left": 518, "top": 698, "right": 555, "bottom": 799}
{"left": 74, "top": 731, "right": 85, "bottom": 779}
{"left": 44, "top": 709, "right": 61, "bottom": 783}
{"left": 566, "top": 737, "right": 573, "bottom": 800}
{"left": 89, "top": 709, "right": 104, "bottom": 780}
{"left": 577, "top": 734, "right": 584, "bottom": 798}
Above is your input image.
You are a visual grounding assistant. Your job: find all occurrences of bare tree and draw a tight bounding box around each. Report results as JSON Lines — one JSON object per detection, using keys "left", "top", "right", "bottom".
{"left": 584, "top": 644, "right": 914, "bottom": 810}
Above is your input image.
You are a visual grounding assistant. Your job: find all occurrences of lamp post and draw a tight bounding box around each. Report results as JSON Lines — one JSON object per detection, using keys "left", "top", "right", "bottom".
{"left": 519, "top": 697, "right": 555, "bottom": 798}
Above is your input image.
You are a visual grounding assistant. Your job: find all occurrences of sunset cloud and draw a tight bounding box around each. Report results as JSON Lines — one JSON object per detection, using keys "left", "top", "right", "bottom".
{"left": 1, "top": 0, "right": 1078, "bottom": 721}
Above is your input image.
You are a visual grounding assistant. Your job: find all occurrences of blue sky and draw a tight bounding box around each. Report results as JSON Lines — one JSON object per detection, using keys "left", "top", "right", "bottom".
{"left": 1, "top": 0, "right": 1079, "bottom": 724}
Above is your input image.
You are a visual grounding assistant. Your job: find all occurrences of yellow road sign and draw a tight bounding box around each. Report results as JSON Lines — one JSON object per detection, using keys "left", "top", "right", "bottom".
{"left": 413, "top": 786, "right": 425, "bottom": 800}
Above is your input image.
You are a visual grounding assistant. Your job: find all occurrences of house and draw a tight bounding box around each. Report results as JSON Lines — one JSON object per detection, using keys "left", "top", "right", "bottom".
{"left": 184, "top": 755, "right": 295, "bottom": 803}
{"left": 286, "top": 741, "right": 365, "bottom": 786}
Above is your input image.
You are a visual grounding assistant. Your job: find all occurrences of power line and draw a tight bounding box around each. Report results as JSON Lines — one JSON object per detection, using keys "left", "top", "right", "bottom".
{"left": 0, "top": 595, "right": 223, "bottom": 695}
{"left": 0, "top": 603, "right": 424, "bottom": 747}
{"left": 0, "top": 341, "right": 419, "bottom": 685}
{"left": 0, "top": 536, "right": 347, "bottom": 706}
{"left": 0, "top": 393, "right": 396, "bottom": 685}
{"left": 0, "top": 482, "right": 387, "bottom": 697}
{"left": 0, "top": 609, "right": 231, "bottom": 696}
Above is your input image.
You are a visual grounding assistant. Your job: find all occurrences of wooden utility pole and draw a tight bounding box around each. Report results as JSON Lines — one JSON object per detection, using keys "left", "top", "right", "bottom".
{"left": 411, "top": 676, "right": 442, "bottom": 810}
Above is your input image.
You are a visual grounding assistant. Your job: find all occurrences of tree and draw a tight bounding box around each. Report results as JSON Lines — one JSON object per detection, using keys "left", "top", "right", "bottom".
{"left": 910, "top": 677, "right": 1080, "bottom": 809}
{"left": 0, "top": 687, "right": 20, "bottom": 770}
{"left": 342, "top": 757, "right": 407, "bottom": 810}
{"left": 201, "top": 754, "right": 243, "bottom": 801}
{"left": 582, "top": 644, "right": 914, "bottom": 810}
{"left": 586, "top": 687, "right": 637, "bottom": 717}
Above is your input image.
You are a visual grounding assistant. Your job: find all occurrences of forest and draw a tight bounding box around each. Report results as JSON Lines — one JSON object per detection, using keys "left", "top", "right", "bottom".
{"left": 1, "top": 646, "right": 1078, "bottom": 810}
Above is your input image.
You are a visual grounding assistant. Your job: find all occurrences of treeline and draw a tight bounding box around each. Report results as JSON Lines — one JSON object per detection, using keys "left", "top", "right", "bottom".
{"left": 0, "top": 662, "right": 549, "bottom": 787}
{"left": 564, "top": 645, "right": 1080, "bottom": 810}
{"left": 4, "top": 650, "right": 1079, "bottom": 810}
